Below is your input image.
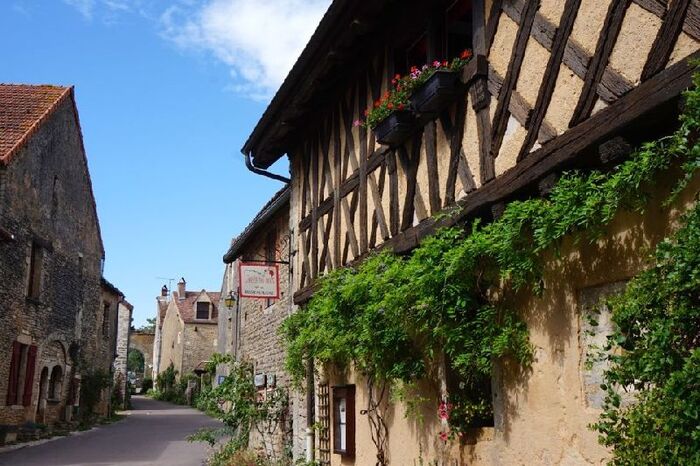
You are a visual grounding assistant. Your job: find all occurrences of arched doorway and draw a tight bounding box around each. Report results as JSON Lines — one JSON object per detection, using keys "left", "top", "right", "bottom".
{"left": 35, "top": 367, "right": 49, "bottom": 422}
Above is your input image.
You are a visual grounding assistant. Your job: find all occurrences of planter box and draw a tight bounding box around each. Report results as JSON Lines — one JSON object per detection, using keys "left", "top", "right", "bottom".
{"left": 373, "top": 110, "right": 416, "bottom": 146}
{"left": 411, "top": 70, "right": 462, "bottom": 116}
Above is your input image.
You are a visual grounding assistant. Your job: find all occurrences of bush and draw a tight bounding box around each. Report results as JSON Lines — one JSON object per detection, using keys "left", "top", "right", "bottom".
{"left": 141, "top": 378, "right": 153, "bottom": 393}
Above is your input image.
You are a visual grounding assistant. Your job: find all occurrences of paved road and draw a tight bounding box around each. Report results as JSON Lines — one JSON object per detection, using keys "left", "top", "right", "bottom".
{"left": 0, "top": 396, "right": 223, "bottom": 466}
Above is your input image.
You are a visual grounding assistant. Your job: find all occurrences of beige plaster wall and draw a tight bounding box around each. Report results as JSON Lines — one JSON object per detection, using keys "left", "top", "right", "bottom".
{"left": 323, "top": 171, "right": 700, "bottom": 465}
{"left": 159, "top": 302, "right": 184, "bottom": 377}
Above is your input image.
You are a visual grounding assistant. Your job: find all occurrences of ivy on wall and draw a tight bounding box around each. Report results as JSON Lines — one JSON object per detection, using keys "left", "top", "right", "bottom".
{"left": 282, "top": 69, "right": 700, "bottom": 460}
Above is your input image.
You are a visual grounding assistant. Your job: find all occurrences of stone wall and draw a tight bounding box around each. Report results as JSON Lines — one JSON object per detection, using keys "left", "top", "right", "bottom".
{"left": 181, "top": 323, "right": 217, "bottom": 377}
{"left": 113, "top": 302, "right": 132, "bottom": 409}
{"left": 129, "top": 332, "right": 154, "bottom": 381}
{"left": 0, "top": 97, "right": 104, "bottom": 429}
{"left": 159, "top": 303, "right": 184, "bottom": 377}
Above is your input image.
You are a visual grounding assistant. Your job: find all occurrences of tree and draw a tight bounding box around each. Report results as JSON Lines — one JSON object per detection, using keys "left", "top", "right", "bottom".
{"left": 135, "top": 318, "right": 156, "bottom": 333}
{"left": 127, "top": 349, "right": 145, "bottom": 374}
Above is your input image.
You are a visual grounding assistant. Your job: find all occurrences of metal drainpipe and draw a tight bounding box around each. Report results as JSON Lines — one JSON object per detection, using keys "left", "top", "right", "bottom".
{"left": 244, "top": 151, "right": 290, "bottom": 183}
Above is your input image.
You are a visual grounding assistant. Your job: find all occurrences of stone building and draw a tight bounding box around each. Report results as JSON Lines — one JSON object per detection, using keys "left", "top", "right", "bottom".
{"left": 241, "top": 0, "right": 700, "bottom": 464}
{"left": 156, "top": 279, "right": 220, "bottom": 380}
{"left": 113, "top": 299, "right": 133, "bottom": 409}
{"left": 0, "top": 84, "right": 107, "bottom": 438}
{"left": 219, "top": 186, "right": 293, "bottom": 455}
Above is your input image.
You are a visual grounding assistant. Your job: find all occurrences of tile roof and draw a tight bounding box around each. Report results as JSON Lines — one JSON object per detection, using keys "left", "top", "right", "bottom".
{"left": 173, "top": 290, "right": 221, "bottom": 324}
{"left": 0, "top": 84, "right": 73, "bottom": 165}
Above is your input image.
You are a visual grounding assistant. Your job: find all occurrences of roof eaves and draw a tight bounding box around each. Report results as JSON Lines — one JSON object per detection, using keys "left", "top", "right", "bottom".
{"left": 223, "top": 186, "right": 290, "bottom": 263}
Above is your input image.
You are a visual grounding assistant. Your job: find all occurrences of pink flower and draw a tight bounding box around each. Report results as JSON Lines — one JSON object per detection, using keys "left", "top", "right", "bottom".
{"left": 439, "top": 431, "right": 448, "bottom": 442}
{"left": 433, "top": 60, "right": 441, "bottom": 67}
{"left": 353, "top": 119, "right": 362, "bottom": 127}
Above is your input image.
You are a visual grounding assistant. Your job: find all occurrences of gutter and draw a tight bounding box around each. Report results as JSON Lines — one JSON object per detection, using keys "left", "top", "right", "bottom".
{"left": 244, "top": 151, "right": 290, "bottom": 183}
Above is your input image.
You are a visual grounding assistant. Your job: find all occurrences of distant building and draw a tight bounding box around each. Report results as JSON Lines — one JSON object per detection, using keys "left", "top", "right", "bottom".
{"left": 0, "top": 84, "right": 114, "bottom": 440}
{"left": 156, "top": 279, "right": 219, "bottom": 380}
{"left": 219, "top": 186, "right": 294, "bottom": 455}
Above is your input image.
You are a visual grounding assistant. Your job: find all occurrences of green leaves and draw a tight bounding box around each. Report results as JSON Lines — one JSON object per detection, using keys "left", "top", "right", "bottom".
{"left": 283, "top": 69, "right": 700, "bottom": 446}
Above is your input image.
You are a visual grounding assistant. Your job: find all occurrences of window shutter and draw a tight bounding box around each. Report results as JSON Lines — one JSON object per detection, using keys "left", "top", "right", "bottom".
{"left": 23, "top": 346, "right": 37, "bottom": 407}
{"left": 6, "top": 341, "right": 21, "bottom": 405}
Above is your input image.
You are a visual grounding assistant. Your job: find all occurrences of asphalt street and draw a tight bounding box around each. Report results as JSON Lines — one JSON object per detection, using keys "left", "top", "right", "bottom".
{"left": 0, "top": 396, "right": 223, "bottom": 466}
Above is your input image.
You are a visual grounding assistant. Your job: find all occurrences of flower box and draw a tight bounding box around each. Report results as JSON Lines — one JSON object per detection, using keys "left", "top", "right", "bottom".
{"left": 373, "top": 110, "right": 416, "bottom": 146}
{"left": 411, "top": 70, "right": 462, "bottom": 116}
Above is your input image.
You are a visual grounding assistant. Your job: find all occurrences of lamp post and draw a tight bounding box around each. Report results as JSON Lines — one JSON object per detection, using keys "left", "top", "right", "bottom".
{"left": 224, "top": 291, "right": 236, "bottom": 308}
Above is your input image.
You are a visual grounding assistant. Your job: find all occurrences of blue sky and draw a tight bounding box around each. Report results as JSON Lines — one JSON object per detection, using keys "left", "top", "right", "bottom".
{"left": 2, "top": 0, "right": 329, "bottom": 326}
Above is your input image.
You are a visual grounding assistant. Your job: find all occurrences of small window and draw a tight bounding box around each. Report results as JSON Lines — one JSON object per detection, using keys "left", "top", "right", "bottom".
{"left": 332, "top": 385, "right": 355, "bottom": 457}
{"left": 49, "top": 366, "right": 63, "bottom": 400}
{"left": 27, "top": 243, "right": 43, "bottom": 300}
{"left": 196, "top": 302, "right": 211, "bottom": 320}
{"left": 445, "top": 0, "right": 473, "bottom": 58}
{"left": 102, "top": 302, "right": 110, "bottom": 336}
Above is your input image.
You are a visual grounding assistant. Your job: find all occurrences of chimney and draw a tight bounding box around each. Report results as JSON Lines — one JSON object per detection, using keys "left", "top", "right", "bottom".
{"left": 161, "top": 285, "right": 168, "bottom": 297}
{"left": 177, "top": 278, "right": 186, "bottom": 300}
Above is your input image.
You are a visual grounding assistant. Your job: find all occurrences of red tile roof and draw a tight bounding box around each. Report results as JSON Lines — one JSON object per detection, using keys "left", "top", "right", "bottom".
{"left": 0, "top": 84, "right": 73, "bottom": 165}
{"left": 173, "top": 290, "right": 221, "bottom": 324}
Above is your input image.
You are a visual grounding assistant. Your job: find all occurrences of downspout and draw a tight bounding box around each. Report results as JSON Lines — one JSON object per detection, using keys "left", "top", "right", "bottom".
{"left": 244, "top": 151, "right": 290, "bottom": 183}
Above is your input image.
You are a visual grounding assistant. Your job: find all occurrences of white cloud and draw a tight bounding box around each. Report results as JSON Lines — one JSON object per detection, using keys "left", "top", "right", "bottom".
{"left": 63, "top": 0, "right": 96, "bottom": 19}
{"left": 159, "top": 0, "right": 331, "bottom": 100}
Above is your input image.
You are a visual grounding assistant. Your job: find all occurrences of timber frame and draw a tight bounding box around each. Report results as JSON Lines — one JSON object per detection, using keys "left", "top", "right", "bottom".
{"left": 241, "top": 0, "right": 700, "bottom": 305}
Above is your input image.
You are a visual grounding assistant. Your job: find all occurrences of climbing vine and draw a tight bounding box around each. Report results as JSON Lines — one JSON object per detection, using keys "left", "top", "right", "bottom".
{"left": 282, "top": 69, "right": 700, "bottom": 461}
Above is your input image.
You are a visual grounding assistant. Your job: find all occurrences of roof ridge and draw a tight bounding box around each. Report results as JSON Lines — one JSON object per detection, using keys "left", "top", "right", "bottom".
{"left": 1, "top": 86, "right": 73, "bottom": 165}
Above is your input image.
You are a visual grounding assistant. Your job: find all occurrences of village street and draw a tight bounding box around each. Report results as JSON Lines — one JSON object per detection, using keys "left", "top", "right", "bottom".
{"left": 0, "top": 397, "right": 222, "bottom": 466}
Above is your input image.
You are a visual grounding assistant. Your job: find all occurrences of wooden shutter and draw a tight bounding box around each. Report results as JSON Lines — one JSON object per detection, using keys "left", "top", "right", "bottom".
{"left": 23, "top": 346, "right": 37, "bottom": 407}
{"left": 6, "top": 341, "right": 21, "bottom": 405}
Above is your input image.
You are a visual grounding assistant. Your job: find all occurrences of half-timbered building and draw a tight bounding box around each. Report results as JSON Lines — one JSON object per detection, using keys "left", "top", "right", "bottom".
{"left": 243, "top": 0, "right": 700, "bottom": 464}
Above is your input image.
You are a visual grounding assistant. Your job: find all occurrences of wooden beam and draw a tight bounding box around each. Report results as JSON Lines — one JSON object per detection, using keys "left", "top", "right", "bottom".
{"left": 504, "top": 0, "right": 634, "bottom": 105}
{"left": 425, "top": 121, "right": 442, "bottom": 213}
{"left": 294, "top": 50, "right": 698, "bottom": 305}
{"left": 641, "top": 0, "right": 691, "bottom": 81}
{"left": 633, "top": 0, "right": 700, "bottom": 42}
{"left": 388, "top": 149, "right": 400, "bottom": 236}
{"left": 486, "top": 0, "right": 504, "bottom": 52}
{"left": 518, "top": 0, "right": 582, "bottom": 161}
{"left": 491, "top": 0, "right": 541, "bottom": 159}
{"left": 570, "top": 0, "right": 632, "bottom": 127}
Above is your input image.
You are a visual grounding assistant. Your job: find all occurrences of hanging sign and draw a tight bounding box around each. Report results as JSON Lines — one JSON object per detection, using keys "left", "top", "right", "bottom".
{"left": 239, "top": 262, "right": 280, "bottom": 299}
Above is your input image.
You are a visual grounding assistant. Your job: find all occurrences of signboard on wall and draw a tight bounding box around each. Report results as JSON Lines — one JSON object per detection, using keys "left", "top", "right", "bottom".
{"left": 239, "top": 262, "right": 280, "bottom": 299}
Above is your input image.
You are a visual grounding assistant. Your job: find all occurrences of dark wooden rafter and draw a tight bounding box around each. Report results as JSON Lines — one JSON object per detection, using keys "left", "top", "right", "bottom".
{"left": 333, "top": 106, "right": 342, "bottom": 268}
{"left": 295, "top": 49, "right": 699, "bottom": 304}
{"left": 310, "top": 136, "right": 319, "bottom": 279}
{"left": 488, "top": 66, "right": 558, "bottom": 142}
{"left": 486, "top": 0, "right": 505, "bottom": 52}
{"left": 424, "top": 121, "right": 442, "bottom": 214}
{"left": 491, "top": 0, "right": 541, "bottom": 159}
{"left": 641, "top": 0, "right": 692, "bottom": 81}
{"left": 518, "top": 0, "right": 583, "bottom": 161}
{"left": 503, "top": 0, "right": 634, "bottom": 105}
{"left": 440, "top": 97, "right": 477, "bottom": 204}
{"left": 570, "top": 0, "right": 632, "bottom": 127}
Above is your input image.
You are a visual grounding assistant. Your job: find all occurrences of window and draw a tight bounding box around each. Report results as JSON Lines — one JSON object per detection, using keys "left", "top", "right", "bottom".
{"left": 196, "top": 302, "right": 211, "bottom": 320}
{"left": 27, "top": 243, "right": 43, "bottom": 300}
{"left": 332, "top": 385, "right": 355, "bottom": 457}
{"left": 48, "top": 366, "right": 63, "bottom": 400}
{"left": 102, "top": 302, "right": 110, "bottom": 336}
{"left": 445, "top": 0, "right": 473, "bottom": 58}
{"left": 6, "top": 341, "right": 37, "bottom": 407}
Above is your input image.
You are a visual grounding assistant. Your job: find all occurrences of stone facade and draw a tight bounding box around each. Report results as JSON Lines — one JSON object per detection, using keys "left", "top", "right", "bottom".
{"left": 0, "top": 85, "right": 112, "bottom": 436}
{"left": 113, "top": 301, "right": 133, "bottom": 409}
{"left": 155, "top": 280, "right": 219, "bottom": 381}
{"left": 220, "top": 187, "right": 301, "bottom": 456}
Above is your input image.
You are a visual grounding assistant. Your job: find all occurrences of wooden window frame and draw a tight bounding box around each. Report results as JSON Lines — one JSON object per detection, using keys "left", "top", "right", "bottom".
{"left": 196, "top": 302, "right": 211, "bottom": 320}
{"left": 6, "top": 342, "right": 37, "bottom": 407}
{"left": 332, "top": 385, "right": 355, "bottom": 457}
